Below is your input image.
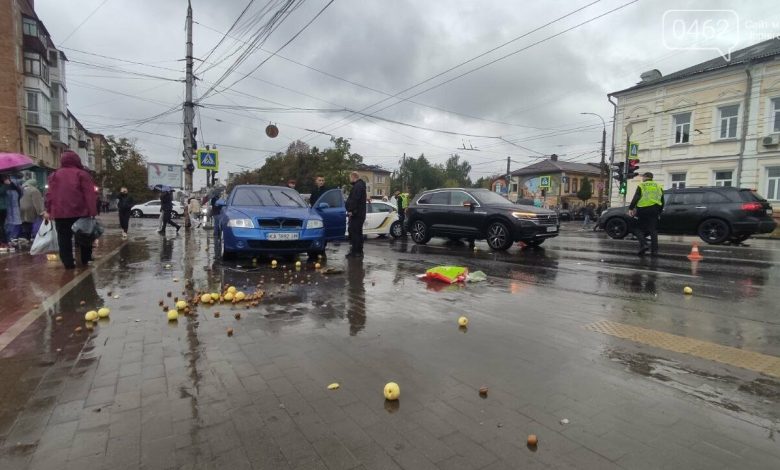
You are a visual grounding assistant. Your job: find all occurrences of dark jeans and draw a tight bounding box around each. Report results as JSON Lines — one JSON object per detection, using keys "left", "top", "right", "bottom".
{"left": 119, "top": 210, "right": 131, "bottom": 233}
{"left": 161, "top": 210, "right": 180, "bottom": 232}
{"left": 348, "top": 215, "right": 365, "bottom": 254}
{"left": 0, "top": 209, "right": 6, "bottom": 243}
{"left": 21, "top": 222, "right": 34, "bottom": 240}
{"left": 398, "top": 212, "right": 406, "bottom": 236}
{"left": 631, "top": 205, "right": 662, "bottom": 253}
{"left": 55, "top": 217, "right": 92, "bottom": 268}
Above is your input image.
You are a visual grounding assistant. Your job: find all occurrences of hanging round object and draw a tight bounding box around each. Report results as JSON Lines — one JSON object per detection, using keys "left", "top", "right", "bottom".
{"left": 266, "top": 124, "right": 279, "bottom": 138}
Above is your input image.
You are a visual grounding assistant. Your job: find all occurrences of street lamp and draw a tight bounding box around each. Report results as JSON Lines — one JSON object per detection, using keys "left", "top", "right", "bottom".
{"left": 580, "top": 112, "right": 607, "bottom": 205}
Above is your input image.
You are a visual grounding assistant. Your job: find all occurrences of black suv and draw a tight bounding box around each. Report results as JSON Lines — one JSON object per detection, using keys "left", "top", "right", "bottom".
{"left": 597, "top": 187, "right": 776, "bottom": 244}
{"left": 406, "top": 188, "right": 560, "bottom": 250}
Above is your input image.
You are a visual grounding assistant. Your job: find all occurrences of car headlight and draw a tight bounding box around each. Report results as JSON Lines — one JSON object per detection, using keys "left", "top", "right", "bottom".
{"left": 227, "top": 218, "right": 254, "bottom": 228}
{"left": 306, "top": 219, "right": 324, "bottom": 229}
{"left": 511, "top": 211, "right": 537, "bottom": 220}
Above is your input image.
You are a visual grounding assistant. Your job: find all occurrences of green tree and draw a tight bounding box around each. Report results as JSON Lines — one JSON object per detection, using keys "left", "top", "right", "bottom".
{"left": 577, "top": 177, "right": 593, "bottom": 202}
{"left": 473, "top": 176, "right": 493, "bottom": 189}
{"left": 444, "top": 154, "right": 472, "bottom": 187}
{"left": 100, "top": 136, "right": 153, "bottom": 201}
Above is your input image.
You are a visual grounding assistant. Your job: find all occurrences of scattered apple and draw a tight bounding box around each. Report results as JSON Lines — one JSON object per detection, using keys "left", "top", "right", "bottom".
{"left": 235, "top": 291, "right": 246, "bottom": 301}
{"left": 683, "top": 286, "right": 693, "bottom": 295}
{"left": 201, "top": 294, "right": 212, "bottom": 303}
{"left": 210, "top": 293, "right": 220, "bottom": 301}
{"left": 458, "top": 316, "right": 469, "bottom": 327}
{"left": 527, "top": 434, "right": 538, "bottom": 446}
{"left": 176, "top": 300, "right": 188, "bottom": 310}
{"left": 84, "top": 311, "right": 98, "bottom": 322}
{"left": 224, "top": 292, "right": 234, "bottom": 302}
{"left": 167, "top": 310, "right": 179, "bottom": 321}
{"left": 383, "top": 382, "right": 400, "bottom": 401}
{"left": 97, "top": 307, "right": 110, "bottom": 318}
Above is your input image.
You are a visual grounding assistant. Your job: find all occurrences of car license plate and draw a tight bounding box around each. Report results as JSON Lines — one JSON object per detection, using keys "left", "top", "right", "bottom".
{"left": 767, "top": 208, "right": 773, "bottom": 215}
{"left": 546, "top": 226, "right": 558, "bottom": 232}
{"left": 267, "top": 232, "right": 299, "bottom": 241}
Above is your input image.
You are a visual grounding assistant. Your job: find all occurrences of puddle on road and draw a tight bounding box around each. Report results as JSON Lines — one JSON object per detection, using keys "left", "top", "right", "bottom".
{"left": 607, "top": 349, "right": 780, "bottom": 428}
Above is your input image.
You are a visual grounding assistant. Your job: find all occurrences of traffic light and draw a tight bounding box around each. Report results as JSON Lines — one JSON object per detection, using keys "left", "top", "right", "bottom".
{"left": 626, "top": 159, "right": 640, "bottom": 179}
{"left": 619, "top": 181, "right": 627, "bottom": 195}
{"left": 611, "top": 162, "right": 625, "bottom": 182}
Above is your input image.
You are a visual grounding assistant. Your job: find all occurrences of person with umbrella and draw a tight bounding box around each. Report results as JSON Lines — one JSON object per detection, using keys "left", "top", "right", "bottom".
{"left": 0, "top": 176, "right": 11, "bottom": 251}
{"left": 0, "top": 153, "right": 35, "bottom": 252}
{"left": 19, "top": 177, "right": 44, "bottom": 244}
{"left": 43, "top": 151, "right": 98, "bottom": 269}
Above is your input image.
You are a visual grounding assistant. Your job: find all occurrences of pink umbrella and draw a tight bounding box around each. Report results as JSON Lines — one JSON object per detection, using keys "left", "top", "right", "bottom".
{"left": 0, "top": 153, "right": 34, "bottom": 173}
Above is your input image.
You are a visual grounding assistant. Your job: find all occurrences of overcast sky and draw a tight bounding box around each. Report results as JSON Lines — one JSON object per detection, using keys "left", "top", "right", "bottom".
{"left": 36, "top": 0, "right": 780, "bottom": 189}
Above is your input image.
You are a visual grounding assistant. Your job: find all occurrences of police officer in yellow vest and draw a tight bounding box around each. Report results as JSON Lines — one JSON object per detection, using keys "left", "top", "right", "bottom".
{"left": 628, "top": 172, "right": 664, "bottom": 256}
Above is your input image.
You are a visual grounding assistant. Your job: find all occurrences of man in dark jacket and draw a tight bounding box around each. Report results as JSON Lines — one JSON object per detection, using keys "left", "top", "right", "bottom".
{"left": 116, "top": 187, "right": 134, "bottom": 239}
{"left": 309, "top": 175, "right": 328, "bottom": 206}
{"left": 345, "top": 171, "right": 367, "bottom": 258}
{"left": 158, "top": 189, "right": 180, "bottom": 235}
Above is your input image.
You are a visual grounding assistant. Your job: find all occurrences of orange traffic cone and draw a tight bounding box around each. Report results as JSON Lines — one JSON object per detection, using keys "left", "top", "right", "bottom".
{"left": 687, "top": 242, "right": 704, "bottom": 261}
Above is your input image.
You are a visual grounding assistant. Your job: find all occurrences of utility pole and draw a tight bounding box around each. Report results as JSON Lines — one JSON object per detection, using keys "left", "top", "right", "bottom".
{"left": 580, "top": 112, "right": 606, "bottom": 206}
{"left": 182, "top": 0, "right": 195, "bottom": 192}
{"left": 505, "top": 156, "right": 511, "bottom": 199}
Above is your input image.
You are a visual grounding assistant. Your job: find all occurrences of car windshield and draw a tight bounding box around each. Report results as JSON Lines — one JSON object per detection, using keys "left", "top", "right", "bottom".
{"left": 232, "top": 187, "right": 306, "bottom": 207}
{"left": 472, "top": 190, "right": 514, "bottom": 206}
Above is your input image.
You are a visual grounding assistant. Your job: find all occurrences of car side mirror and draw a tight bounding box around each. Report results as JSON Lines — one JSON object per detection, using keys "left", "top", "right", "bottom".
{"left": 463, "top": 202, "right": 474, "bottom": 210}
{"left": 317, "top": 202, "right": 330, "bottom": 209}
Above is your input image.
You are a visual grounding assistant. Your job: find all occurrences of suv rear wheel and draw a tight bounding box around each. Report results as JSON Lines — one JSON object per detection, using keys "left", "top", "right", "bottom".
{"left": 485, "top": 221, "right": 513, "bottom": 251}
{"left": 698, "top": 218, "right": 730, "bottom": 244}
{"left": 410, "top": 220, "right": 431, "bottom": 245}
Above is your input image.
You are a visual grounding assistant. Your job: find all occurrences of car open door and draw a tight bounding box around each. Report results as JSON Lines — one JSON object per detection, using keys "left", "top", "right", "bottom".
{"left": 314, "top": 189, "right": 347, "bottom": 240}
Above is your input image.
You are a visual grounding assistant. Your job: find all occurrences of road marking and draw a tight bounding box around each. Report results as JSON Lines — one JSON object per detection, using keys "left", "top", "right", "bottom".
{"left": 585, "top": 320, "right": 780, "bottom": 378}
{"left": 0, "top": 243, "right": 124, "bottom": 353}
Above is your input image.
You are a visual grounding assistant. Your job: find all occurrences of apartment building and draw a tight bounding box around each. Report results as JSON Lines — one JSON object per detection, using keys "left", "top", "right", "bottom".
{"left": 609, "top": 38, "right": 780, "bottom": 212}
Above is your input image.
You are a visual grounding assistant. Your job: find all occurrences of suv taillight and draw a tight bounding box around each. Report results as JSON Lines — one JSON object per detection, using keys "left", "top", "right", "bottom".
{"left": 741, "top": 202, "right": 763, "bottom": 212}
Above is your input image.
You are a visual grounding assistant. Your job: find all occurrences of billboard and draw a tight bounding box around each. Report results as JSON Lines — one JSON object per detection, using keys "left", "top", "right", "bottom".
{"left": 147, "top": 163, "right": 182, "bottom": 188}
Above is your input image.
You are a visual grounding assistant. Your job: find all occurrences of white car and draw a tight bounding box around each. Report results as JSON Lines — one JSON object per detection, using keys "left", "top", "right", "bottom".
{"left": 347, "top": 201, "right": 403, "bottom": 238}
{"left": 131, "top": 200, "right": 184, "bottom": 218}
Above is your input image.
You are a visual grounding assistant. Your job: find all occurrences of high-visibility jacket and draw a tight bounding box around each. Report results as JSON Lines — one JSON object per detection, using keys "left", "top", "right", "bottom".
{"left": 637, "top": 181, "right": 663, "bottom": 207}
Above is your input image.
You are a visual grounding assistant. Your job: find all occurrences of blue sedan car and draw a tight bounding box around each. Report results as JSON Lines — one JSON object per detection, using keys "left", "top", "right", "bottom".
{"left": 215, "top": 185, "right": 346, "bottom": 260}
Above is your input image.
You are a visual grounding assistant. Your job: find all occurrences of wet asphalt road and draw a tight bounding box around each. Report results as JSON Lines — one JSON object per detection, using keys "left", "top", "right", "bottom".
{"left": 0, "top": 217, "right": 778, "bottom": 469}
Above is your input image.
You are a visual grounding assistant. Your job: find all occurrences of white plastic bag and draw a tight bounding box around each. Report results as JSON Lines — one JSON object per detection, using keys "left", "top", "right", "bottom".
{"left": 30, "top": 220, "right": 59, "bottom": 255}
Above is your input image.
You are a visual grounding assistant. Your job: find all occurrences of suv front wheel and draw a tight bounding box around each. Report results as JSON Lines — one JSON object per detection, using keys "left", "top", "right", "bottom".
{"left": 698, "top": 218, "right": 730, "bottom": 244}
{"left": 410, "top": 220, "right": 431, "bottom": 245}
{"left": 485, "top": 221, "right": 513, "bottom": 251}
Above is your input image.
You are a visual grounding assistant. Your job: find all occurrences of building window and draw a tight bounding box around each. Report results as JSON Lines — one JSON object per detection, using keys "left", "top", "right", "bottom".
{"left": 374, "top": 175, "right": 385, "bottom": 184}
{"left": 26, "top": 91, "right": 39, "bottom": 125}
{"left": 22, "top": 18, "right": 38, "bottom": 37}
{"left": 772, "top": 98, "right": 780, "bottom": 133}
{"left": 767, "top": 167, "right": 780, "bottom": 200}
{"left": 49, "top": 50, "right": 58, "bottom": 68}
{"left": 718, "top": 105, "right": 738, "bottom": 139}
{"left": 564, "top": 178, "right": 570, "bottom": 193}
{"left": 23, "top": 53, "right": 41, "bottom": 76}
{"left": 571, "top": 178, "right": 578, "bottom": 193}
{"left": 27, "top": 136, "right": 37, "bottom": 157}
{"left": 670, "top": 172, "right": 687, "bottom": 189}
{"left": 714, "top": 170, "right": 733, "bottom": 187}
{"left": 673, "top": 112, "right": 691, "bottom": 144}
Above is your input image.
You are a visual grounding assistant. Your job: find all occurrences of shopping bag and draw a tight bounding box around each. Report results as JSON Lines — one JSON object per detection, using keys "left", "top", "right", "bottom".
{"left": 30, "top": 220, "right": 59, "bottom": 255}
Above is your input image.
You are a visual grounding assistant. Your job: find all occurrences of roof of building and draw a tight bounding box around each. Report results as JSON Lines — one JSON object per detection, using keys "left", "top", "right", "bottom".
{"left": 612, "top": 37, "right": 780, "bottom": 95}
{"left": 356, "top": 164, "right": 391, "bottom": 174}
{"left": 511, "top": 159, "right": 602, "bottom": 177}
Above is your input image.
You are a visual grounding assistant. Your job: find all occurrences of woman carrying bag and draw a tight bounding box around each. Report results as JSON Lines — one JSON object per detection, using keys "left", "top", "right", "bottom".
{"left": 43, "top": 151, "right": 98, "bottom": 269}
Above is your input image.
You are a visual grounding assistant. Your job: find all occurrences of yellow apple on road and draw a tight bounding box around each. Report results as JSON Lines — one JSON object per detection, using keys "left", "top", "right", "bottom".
{"left": 210, "top": 293, "right": 220, "bottom": 301}
{"left": 200, "top": 293, "right": 211, "bottom": 303}
{"left": 224, "top": 292, "right": 234, "bottom": 302}
{"left": 175, "top": 300, "right": 188, "bottom": 310}
{"left": 295, "top": 261, "right": 302, "bottom": 268}
{"left": 458, "top": 316, "right": 469, "bottom": 327}
{"left": 235, "top": 291, "right": 246, "bottom": 301}
{"left": 315, "top": 263, "right": 321, "bottom": 269}
{"left": 384, "top": 382, "right": 400, "bottom": 401}
{"left": 271, "top": 260, "right": 278, "bottom": 268}
{"left": 683, "top": 286, "right": 693, "bottom": 295}
{"left": 167, "top": 310, "right": 179, "bottom": 321}
{"left": 227, "top": 286, "right": 237, "bottom": 294}
{"left": 97, "top": 307, "right": 110, "bottom": 318}
{"left": 84, "top": 311, "right": 98, "bottom": 322}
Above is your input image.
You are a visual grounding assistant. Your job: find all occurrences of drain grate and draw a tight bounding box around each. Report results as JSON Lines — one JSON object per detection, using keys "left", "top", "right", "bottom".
{"left": 585, "top": 320, "right": 780, "bottom": 378}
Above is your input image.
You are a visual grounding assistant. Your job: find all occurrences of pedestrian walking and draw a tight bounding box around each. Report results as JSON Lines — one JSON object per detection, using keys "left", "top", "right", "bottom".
{"left": 309, "top": 175, "right": 328, "bottom": 206}
{"left": 19, "top": 178, "right": 44, "bottom": 243}
{"left": 0, "top": 175, "right": 13, "bottom": 251}
{"left": 628, "top": 172, "right": 664, "bottom": 256}
{"left": 187, "top": 197, "right": 201, "bottom": 228}
{"left": 158, "top": 189, "right": 180, "bottom": 235}
{"left": 393, "top": 189, "right": 407, "bottom": 237}
{"left": 43, "top": 151, "right": 98, "bottom": 269}
{"left": 582, "top": 203, "right": 596, "bottom": 229}
{"left": 345, "top": 171, "right": 367, "bottom": 258}
{"left": 116, "top": 187, "right": 134, "bottom": 239}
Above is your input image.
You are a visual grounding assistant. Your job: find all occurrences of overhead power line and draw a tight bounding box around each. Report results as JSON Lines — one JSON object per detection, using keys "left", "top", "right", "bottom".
{"left": 59, "top": 0, "right": 112, "bottom": 46}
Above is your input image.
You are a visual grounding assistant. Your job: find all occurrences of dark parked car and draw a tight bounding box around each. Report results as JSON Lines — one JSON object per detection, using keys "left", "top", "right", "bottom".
{"left": 597, "top": 186, "right": 776, "bottom": 244}
{"left": 406, "top": 188, "right": 560, "bottom": 250}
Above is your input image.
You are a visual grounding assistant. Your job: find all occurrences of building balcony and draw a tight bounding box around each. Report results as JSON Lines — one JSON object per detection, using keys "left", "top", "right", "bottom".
{"left": 26, "top": 111, "right": 52, "bottom": 135}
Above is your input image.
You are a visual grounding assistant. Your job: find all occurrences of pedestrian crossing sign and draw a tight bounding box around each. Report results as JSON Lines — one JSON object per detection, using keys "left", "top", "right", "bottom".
{"left": 628, "top": 141, "right": 639, "bottom": 158}
{"left": 196, "top": 149, "right": 219, "bottom": 170}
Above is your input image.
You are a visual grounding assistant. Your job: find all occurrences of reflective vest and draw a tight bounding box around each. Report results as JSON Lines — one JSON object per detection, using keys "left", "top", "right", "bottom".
{"left": 637, "top": 181, "right": 663, "bottom": 207}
